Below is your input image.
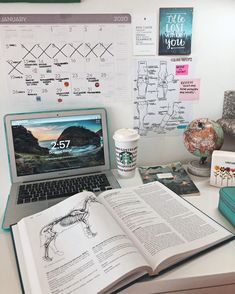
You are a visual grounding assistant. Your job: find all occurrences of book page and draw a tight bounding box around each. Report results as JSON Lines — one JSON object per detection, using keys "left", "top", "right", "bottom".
{"left": 15, "top": 191, "right": 149, "bottom": 294}
{"left": 100, "top": 182, "right": 232, "bottom": 274}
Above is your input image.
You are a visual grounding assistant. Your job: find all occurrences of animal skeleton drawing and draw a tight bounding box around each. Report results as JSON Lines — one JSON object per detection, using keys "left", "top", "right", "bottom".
{"left": 40, "top": 195, "right": 100, "bottom": 262}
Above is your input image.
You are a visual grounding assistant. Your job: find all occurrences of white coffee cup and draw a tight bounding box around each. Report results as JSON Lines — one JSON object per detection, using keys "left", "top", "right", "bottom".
{"left": 113, "top": 128, "right": 140, "bottom": 178}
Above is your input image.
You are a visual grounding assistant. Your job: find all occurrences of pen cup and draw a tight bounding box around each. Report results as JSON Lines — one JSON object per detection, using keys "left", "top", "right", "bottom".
{"left": 113, "top": 128, "right": 140, "bottom": 178}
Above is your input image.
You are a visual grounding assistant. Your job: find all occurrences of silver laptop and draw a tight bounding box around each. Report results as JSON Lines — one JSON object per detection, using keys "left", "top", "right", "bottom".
{"left": 3, "top": 108, "right": 120, "bottom": 229}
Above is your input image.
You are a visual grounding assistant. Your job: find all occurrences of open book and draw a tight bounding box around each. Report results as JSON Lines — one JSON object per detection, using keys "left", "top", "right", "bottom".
{"left": 11, "top": 182, "right": 233, "bottom": 294}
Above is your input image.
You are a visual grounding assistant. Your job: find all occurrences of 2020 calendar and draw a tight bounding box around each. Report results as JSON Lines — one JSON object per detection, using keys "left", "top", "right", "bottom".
{"left": 0, "top": 14, "right": 131, "bottom": 105}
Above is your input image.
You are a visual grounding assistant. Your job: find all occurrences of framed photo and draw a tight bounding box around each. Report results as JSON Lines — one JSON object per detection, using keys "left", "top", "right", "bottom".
{"left": 159, "top": 7, "right": 193, "bottom": 55}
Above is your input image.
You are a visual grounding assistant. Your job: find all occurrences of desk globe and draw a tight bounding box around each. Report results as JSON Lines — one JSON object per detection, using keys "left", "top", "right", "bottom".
{"left": 183, "top": 118, "right": 224, "bottom": 176}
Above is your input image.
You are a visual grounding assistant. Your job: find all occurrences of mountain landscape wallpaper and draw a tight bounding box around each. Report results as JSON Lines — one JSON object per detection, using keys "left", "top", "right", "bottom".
{"left": 12, "top": 119, "right": 104, "bottom": 176}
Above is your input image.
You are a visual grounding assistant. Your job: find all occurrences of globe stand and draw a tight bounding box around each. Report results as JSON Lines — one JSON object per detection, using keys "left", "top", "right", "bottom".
{"left": 187, "top": 157, "right": 211, "bottom": 177}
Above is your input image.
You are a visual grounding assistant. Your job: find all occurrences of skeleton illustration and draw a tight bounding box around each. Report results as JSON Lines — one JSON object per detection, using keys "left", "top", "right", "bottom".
{"left": 159, "top": 102, "right": 180, "bottom": 130}
{"left": 157, "top": 61, "right": 174, "bottom": 100}
{"left": 136, "top": 61, "right": 149, "bottom": 97}
{"left": 136, "top": 101, "right": 149, "bottom": 136}
{"left": 40, "top": 195, "right": 100, "bottom": 261}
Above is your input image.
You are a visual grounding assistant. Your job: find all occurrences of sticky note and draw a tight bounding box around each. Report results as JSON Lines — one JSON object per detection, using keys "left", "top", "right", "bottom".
{"left": 179, "top": 79, "right": 200, "bottom": 101}
{"left": 176, "top": 64, "right": 189, "bottom": 75}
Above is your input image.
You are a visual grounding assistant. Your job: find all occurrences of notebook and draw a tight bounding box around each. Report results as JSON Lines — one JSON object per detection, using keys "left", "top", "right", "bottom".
{"left": 3, "top": 108, "right": 120, "bottom": 229}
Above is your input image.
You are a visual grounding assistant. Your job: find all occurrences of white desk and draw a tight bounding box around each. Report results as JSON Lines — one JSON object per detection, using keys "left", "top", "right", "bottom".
{"left": 0, "top": 169, "right": 235, "bottom": 294}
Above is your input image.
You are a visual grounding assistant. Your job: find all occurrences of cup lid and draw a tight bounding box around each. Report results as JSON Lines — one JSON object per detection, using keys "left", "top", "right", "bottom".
{"left": 113, "top": 128, "right": 140, "bottom": 142}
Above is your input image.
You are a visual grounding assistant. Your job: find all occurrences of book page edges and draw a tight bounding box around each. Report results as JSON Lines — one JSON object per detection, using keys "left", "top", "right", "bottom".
{"left": 11, "top": 224, "right": 33, "bottom": 294}
{"left": 98, "top": 265, "right": 151, "bottom": 294}
{"left": 17, "top": 220, "right": 43, "bottom": 293}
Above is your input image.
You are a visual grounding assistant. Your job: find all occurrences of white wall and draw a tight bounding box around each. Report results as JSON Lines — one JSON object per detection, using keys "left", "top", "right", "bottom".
{"left": 0, "top": 0, "right": 235, "bottom": 174}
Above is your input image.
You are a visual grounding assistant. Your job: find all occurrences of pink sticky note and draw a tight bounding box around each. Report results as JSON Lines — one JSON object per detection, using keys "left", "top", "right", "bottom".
{"left": 176, "top": 64, "right": 189, "bottom": 75}
{"left": 179, "top": 79, "right": 200, "bottom": 101}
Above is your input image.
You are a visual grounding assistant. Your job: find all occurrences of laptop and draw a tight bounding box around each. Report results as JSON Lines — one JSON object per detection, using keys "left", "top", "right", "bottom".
{"left": 3, "top": 108, "right": 120, "bottom": 229}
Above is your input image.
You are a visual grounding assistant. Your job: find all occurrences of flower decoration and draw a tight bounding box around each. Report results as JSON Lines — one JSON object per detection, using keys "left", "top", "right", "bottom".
{"left": 213, "top": 164, "right": 235, "bottom": 186}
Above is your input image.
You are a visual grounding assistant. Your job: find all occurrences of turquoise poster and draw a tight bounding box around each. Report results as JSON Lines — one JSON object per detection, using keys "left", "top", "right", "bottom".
{"left": 159, "top": 7, "right": 193, "bottom": 55}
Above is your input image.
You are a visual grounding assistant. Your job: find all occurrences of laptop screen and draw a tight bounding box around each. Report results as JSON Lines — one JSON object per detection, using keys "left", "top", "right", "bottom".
{"left": 10, "top": 113, "right": 105, "bottom": 177}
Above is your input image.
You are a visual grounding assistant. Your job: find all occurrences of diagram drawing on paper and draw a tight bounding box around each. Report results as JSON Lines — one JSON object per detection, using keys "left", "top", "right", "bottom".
{"left": 0, "top": 14, "right": 131, "bottom": 105}
{"left": 133, "top": 58, "right": 193, "bottom": 136}
{"left": 40, "top": 194, "right": 100, "bottom": 262}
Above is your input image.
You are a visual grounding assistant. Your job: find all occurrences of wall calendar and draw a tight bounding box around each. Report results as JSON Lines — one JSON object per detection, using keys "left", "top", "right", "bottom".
{"left": 0, "top": 14, "right": 131, "bottom": 105}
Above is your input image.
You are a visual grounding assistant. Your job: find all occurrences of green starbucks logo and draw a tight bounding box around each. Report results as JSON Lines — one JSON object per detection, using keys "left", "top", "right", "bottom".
{"left": 119, "top": 151, "right": 133, "bottom": 165}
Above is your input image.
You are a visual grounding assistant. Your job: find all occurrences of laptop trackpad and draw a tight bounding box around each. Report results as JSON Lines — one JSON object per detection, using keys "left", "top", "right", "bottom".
{"left": 47, "top": 199, "right": 63, "bottom": 208}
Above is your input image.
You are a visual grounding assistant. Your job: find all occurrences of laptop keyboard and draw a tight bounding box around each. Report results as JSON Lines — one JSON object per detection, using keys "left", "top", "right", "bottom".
{"left": 17, "top": 174, "right": 113, "bottom": 204}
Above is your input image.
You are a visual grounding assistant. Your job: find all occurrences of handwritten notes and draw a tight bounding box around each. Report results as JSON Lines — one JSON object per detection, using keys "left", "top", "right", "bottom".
{"left": 176, "top": 64, "right": 189, "bottom": 75}
{"left": 179, "top": 79, "right": 200, "bottom": 101}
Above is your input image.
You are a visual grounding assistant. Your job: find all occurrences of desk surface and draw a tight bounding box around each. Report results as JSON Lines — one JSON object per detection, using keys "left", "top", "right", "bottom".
{"left": 1, "top": 169, "right": 235, "bottom": 294}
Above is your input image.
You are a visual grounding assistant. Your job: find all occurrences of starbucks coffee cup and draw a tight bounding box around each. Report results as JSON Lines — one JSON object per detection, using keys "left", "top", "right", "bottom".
{"left": 113, "top": 128, "right": 140, "bottom": 177}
